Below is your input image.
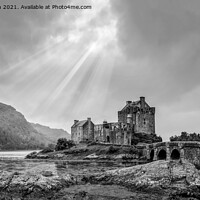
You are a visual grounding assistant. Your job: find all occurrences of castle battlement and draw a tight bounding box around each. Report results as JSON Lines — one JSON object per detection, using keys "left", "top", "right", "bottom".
{"left": 71, "top": 97, "right": 155, "bottom": 145}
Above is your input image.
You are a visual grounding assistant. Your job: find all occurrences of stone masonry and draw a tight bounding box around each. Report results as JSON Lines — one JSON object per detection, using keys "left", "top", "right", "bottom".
{"left": 145, "top": 141, "right": 200, "bottom": 168}
{"left": 118, "top": 97, "right": 155, "bottom": 134}
{"left": 71, "top": 118, "right": 94, "bottom": 144}
{"left": 71, "top": 97, "right": 156, "bottom": 145}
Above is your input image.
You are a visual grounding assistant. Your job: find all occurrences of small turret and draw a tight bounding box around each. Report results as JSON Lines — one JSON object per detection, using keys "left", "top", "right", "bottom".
{"left": 127, "top": 114, "right": 133, "bottom": 124}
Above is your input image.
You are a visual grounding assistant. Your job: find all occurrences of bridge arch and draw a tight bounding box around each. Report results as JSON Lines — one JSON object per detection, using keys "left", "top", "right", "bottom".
{"left": 157, "top": 149, "right": 167, "bottom": 160}
{"left": 171, "top": 148, "right": 180, "bottom": 160}
{"left": 150, "top": 149, "right": 154, "bottom": 161}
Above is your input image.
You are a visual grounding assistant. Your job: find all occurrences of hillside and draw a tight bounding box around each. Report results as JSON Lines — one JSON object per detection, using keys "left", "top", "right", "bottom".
{"left": 0, "top": 102, "right": 46, "bottom": 150}
{"left": 31, "top": 123, "right": 70, "bottom": 144}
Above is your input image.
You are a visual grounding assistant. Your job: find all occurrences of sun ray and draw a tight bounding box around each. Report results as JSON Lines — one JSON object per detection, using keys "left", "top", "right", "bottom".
{"left": 30, "top": 41, "right": 100, "bottom": 115}
{"left": 6, "top": 34, "right": 89, "bottom": 101}
{"left": 55, "top": 51, "right": 105, "bottom": 117}
{"left": 45, "top": 42, "right": 97, "bottom": 107}
{"left": 72, "top": 52, "right": 116, "bottom": 117}
{"left": 0, "top": 35, "right": 71, "bottom": 78}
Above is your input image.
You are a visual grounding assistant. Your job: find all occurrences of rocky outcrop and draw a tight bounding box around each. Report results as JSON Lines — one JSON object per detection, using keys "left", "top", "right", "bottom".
{"left": 83, "top": 160, "right": 200, "bottom": 199}
{"left": 1, "top": 160, "right": 200, "bottom": 199}
{"left": 0, "top": 163, "right": 75, "bottom": 199}
{"left": 25, "top": 146, "right": 140, "bottom": 161}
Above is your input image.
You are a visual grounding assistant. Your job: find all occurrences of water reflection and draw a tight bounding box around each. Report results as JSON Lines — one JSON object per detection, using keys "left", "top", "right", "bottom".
{"left": 0, "top": 158, "right": 146, "bottom": 176}
{"left": 0, "top": 150, "right": 40, "bottom": 160}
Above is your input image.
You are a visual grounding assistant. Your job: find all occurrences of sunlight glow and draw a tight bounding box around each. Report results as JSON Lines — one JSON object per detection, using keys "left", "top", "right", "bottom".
{"left": 1, "top": 0, "right": 118, "bottom": 131}
{"left": 94, "top": 20, "right": 117, "bottom": 52}
{"left": 0, "top": 35, "right": 70, "bottom": 77}
{"left": 43, "top": 41, "right": 99, "bottom": 108}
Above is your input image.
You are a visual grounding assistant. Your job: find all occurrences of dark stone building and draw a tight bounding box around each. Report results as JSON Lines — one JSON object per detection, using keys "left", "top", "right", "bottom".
{"left": 118, "top": 97, "right": 155, "bottom": 134}
{"left": 94, "top": 121, "right": 119, "bottom": 144}
{"left": 71, "top": 118, "right": 94, "bottom": 144}
{"left": 71, "top": 97, "right": 156, "bottom": 145}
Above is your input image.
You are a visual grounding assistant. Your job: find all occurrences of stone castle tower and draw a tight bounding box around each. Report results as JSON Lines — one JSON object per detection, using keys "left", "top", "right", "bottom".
{"left": 118, "top": 97, "right": 155, "bottom": 134}
{"left": 72, "top": 97, "right": 156, "bottom": 145}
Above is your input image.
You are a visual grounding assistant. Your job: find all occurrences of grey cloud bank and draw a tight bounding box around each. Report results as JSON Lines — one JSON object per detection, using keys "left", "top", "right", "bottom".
{"left": 0, "top": 0, "right": 200, "bottom": 141}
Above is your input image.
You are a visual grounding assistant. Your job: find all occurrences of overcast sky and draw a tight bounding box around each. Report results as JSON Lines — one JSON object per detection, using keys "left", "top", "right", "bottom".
{"left": 1, "top": 0, "right": 200, "bottom": 141}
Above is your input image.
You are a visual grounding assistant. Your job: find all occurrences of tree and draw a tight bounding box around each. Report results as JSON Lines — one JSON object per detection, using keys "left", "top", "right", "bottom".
{"left": 48, "top": 143, "right": 55, "bottom": 149}
{"left": 170, "top": 132, "right": 200, "bottom": 142}
{"left": 55, "top": 138, "right": 75, "bottom": 151}
{"left": 131, "top": 132, "right": 162, "bottom": 145}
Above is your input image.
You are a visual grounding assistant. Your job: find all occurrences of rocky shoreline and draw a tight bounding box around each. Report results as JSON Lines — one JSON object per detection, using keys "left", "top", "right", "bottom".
{"left": 1, "top": 159, "right": 200, "bottom": 199}
{"left": 25, "top": 143, "right": 145, "bottom": 161}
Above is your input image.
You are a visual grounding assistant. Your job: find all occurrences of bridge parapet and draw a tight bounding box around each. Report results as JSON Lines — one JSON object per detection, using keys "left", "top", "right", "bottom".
{"left": 146, "top": 141, "right": 200, "bottom": 168}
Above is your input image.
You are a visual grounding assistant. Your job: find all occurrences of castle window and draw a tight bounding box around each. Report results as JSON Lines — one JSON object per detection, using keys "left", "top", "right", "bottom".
{"left": 143, "top": 119, "right": 146, "bottom": 125}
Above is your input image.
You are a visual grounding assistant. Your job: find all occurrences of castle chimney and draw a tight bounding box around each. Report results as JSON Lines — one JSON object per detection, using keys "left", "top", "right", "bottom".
{"left": 103, "top": 120, "right": 109, "bottom": 128}
{"left": 126, "top": 101, "right": 132, "bottom": 105}
{"left": 74, "top": 120, "right": 79, "bottom": 124}
{"left": 140, "top": 97, "right": 145, "bottom": 108}
{"left": 103, "top": 120, "right": 107, "bottom": 124}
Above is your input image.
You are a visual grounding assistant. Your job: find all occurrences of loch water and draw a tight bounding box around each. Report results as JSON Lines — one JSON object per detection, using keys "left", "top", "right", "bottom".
{"left": 0, "top": 151, "right": 141, "bottom": 175}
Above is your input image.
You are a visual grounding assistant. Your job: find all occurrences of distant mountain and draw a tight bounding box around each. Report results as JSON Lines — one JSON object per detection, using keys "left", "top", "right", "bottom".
{"left": 0, "top": 102, "right": 46, "bottom": 150}
{"left": 0, "top": 102, "right": 71, "bottom": 150}
{"left": 30, "top": 123, "right": 70, "bottom": 144}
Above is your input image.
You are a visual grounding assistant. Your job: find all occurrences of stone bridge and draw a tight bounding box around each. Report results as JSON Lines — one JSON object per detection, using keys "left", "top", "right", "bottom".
{"left": 145, "top": 141, "right": 200, "bottom": 167}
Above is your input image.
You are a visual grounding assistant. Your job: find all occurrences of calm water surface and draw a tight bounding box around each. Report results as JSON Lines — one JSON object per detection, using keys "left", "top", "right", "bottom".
{"left": 0, "top": 151, "right": 142, "bottom": 175}
{"left": 0, "top": 150, "right": 39, "bottom": 159}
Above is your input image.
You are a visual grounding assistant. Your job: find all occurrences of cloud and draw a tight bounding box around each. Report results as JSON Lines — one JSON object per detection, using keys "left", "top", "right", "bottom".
{"left": 0, "top": 0, "right": 116, "bottom": 130}
{"left": 111, "top": 0, "right": 200, "bottom": 57}
{"left": 103, "top": 0, "right": 200, "bottom": 140}
{"left": 109, "top": 0, "right": 200, "bottom": 105}
{"left": 1, "top": 0, "right": 200, "bottom": 140}
{"left": 0, "top": 0, "right": 92, "bottom": 69}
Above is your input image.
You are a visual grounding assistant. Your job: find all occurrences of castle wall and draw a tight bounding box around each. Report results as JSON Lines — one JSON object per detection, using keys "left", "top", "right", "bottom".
{"left": 83, "top": 123, "right": 89, "bottom": 141}
{"left": 87, "top": 119, "right": 94, "bottom": 141}
{"left": 71, "top": 126, "right": 83, "bottom": 143}
{"left": 135, "top": 108, "right": 155, "bottom": 134}
{"left": 94, "top": 122, "right": 118, "bottom": 144}
{"left": 71, "top": 119, "right": 94, "bottom": 143}
{"left": 118, "top": 110, "right": 127, "bottom": 124}
{"left": 82, "top": 121, "right": 94, "bottom": 141}
{"left": 72, "top": 97, "right": 155, "bottom": 145}
{"left": 182, "top": 146, "right": 200, "bottom": 167}
{"left": 118, "top": 98, "right": 155, "bottom": 135}
{"left": 94, "top": 124, "right": 103, "bottom": 142}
